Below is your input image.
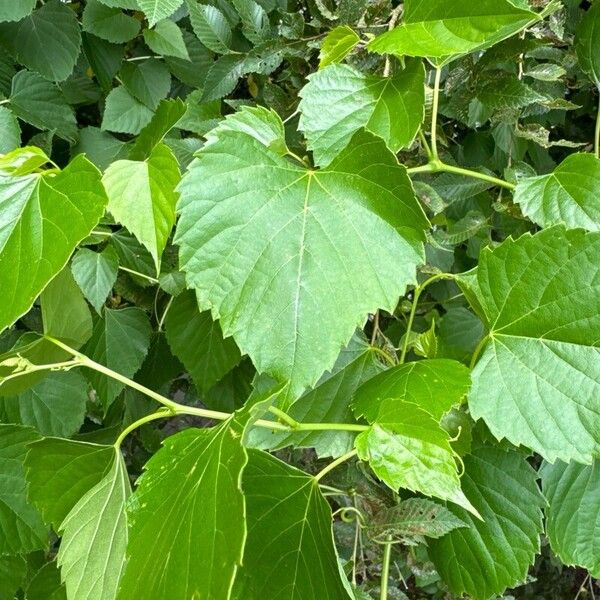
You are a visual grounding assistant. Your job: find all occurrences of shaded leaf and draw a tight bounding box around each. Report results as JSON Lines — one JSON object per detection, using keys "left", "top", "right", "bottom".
{"left": 71, "top": 246, "right": 119, "bottom": 314}
{"left": 429, "top": 447, "right": 544, "bottom": 600}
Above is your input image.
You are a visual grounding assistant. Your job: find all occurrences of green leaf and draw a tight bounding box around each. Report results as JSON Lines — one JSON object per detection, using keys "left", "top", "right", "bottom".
{"left": 477, "top": 73, "right": 548, "bottom": 110}
{"left": 513, "top": 153, "right": 600, "bottom": 231}
{"left": 232, "top": 0, "right": 270, "bottom": 44}
{"left": 41, "top": 267, "right": 93, "bottom": 348}
{"left": 187, "top": 0, "right": 233, "bottom": 53}
{"left": 83, "top": 307, "right": 152, "bottom": 409}
{"left": 205, "top": 105, "right": 287, "bottom": 155}
{"left": 367, "top": 0, "right": 538, "bottom": 63}
{"left": 576, "top": 0, "right": 600, "bottom": 88}
{"left": 4, "top": 370, "right": 88, "bottom": 437}
{"left": 200, "top": 53, "right": 246, "bottom": 102}
{"left": 103, "top": 143, "right": 180, "bottom": 271}
{"left": 249, "top": 335, "right": 383, "bottom": 457}
{"left": 82, "top": 32, "right": 125, "bottom": 92}
{"left": 299, "top": 60, "right": 425, "bottom": 166}
{"left": 541, "top": 460, "right": 600, "bottom": 578}
{"left": 368, "top": 498, "right": 466, "bottom": 542}
{"left": 143, "top": 20, "right": 190, "bottom": 60}
{"left": 319, "top": 25, "right": 360, "bottom": 68}
{"left": 0, "top": 155, "right": 107, "bottom": 334}
{"left": 26, "top": 561, "right": 67, "bottom": 600}
{"left": 138, "top": 0, "right": 184, "bottom": 27}
{"left": 0, "top": 555, "right": 26, "bottom": 600}
{"left": 355, "top": 399, "right": 476, "bottom": 513}
{"left": 117, "top": 419, "right": 248, "bottom": 599}
{"left": 0, "top": 424, "right": 47, "bottom": 554}
{"left": 57, "top": 450, "right": 130, "bottom": 600}
{"left": 353, "top": 358, "right": 471, "bottom": 422}
{"left": 164, "top": 29, "right": 212, "bottom": 89}
{"left": 101, "top": 86, "right": 154, "bottom": 135}
{"left": 231, "top": 449, "right": 352, "bottom": 599}
{"left": 97, "top": 0, "right": 140, "bottom": 8}
{"left": 120, "top": 59, "right": 171, "bottom": 110}
{"left": 71, "top": 247, "right": 119, "bottom": 314}
{"left": 74, "top": 127, "right": 129, "bottom": 171}
{"left": 176, "top": 91, "right": 221, "bottom": 135}
{"left": 0, "top": 0, "right": 81, "bottom": 82}
{"left": 25, "top": 438, "right": 113, "bottom": 529}
{"left": 428, "top": 447, "right": 544, "bottom": 600}
{"left": 0, "top": 106, "right": 20, "bottom": 152}
{"left": 82, "top": 0, "right": 141, "bottom": 44}
{"left": 164, "top": 290, "right": 241, "bottom": 393}
{"left": 0, "top": 0, "right": 36, "bottom": 22}
{"left": 468, "top": 226, "right": 600, "bottom": 463}
{"left": 176, "top": 129, "right": 428, "bottom": 401}
{"left": 10, "top": 70, "right": 77, "bottom": 141}
{"left": 129, "top": 97, "right": 186, "bottom": 160}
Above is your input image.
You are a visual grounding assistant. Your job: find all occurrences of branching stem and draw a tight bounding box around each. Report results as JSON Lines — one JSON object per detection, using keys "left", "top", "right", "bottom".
{"left": 406, "top": 161, "right": 515, "bottom": 190}
{"left": 37, "top": 337, "right": 369, "bottom": 438}
{"left": 315, "top": 449, "right": 358, "bottom": 481}
{"left": 399, "top": 272, "right": 455, "bottom": 364}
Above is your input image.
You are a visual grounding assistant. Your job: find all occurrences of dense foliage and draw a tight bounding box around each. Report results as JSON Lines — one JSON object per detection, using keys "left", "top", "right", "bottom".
{"left": 0, "top": 0, "right": 599, "bottom": 598}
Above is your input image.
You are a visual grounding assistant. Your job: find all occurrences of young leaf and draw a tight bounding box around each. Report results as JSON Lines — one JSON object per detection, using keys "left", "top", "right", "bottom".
{"left": 205, "top": 105, "right": 288, "bottom": 155}
{"left": 83, "top": 307, "right": 152, "bottom": 409}
{"left": 101, "top": 86, "right": 154, "bottom": 135}
{"left": 143, "top": 20, "right": 190, "bottom": 60}
{"left": 0, "top": 424, "right": 47, "bottom": 554}
{"left": 41, "top": 267, "right": 93, "bottom": 348}
{"left": 0, "top": 155, "right": 107, "bottom": 334}
{"left": 368, "top": 0, "right": 539, "bottom": 62}
{"left": 576, "top": 0, "right": 600, "bottom": 88}
{"left": 319, "top": 25, "right": 360, "bottom": 68}
{"left": 355, "top": 399, "right": 475, "bottom": 514}
{"left": 82, "top": 0, "right": 141, "bottom": 44}
{"left": 57, "top": 450, "right": 130, "bottom": 600}
{"left": 231, "top": 449, "right": 352, "bottom": 599}
{"left": 353, "top": 358, "right": 471, "bottom": 422}
{"left": 4, "top": 370, "right": 88, "bottom": 437}
{"left": 2, "top": 0, "right": 81, "bottom": 82}
{"left": 117, "top": 419, "right": 248, "bottom": 599}
{"left": 10, "top": 70, "right": 77, "bottom": 141}
{"left": 176, "top": 129, "right": 428, "bottom": 402}
{"left": 25, "top": 438, "right": 114, "bottom": 529}
{"left": 138, "top": 0, "right": 184, "bottom": 27}
{"left": 71, "top": 246, "right": 119, "bottom": 314}
{"left": 368, "top": 498, "right": 466, "bottom": 542}
{"left": 428, "top": 447, "right": 544, "bottom": 600}
{"left": 164, "top": 290, "right": 241, "bottom": 393}
{"left": 514, "top": 153, "right": 600, "bottom": 231}
{"left": 469, "top": 227, "right": 600, "bottom": 464}
{"left": 299, "top": 60, "right": 425, "bottom": 166}
{"left": 541, "top": 460, "right": 600, "bottom": 578}
{"left": 249, "top": 334, "right": 383, "bottom": 457}
{"left": 103, "top": 143, "right": 180, "bottom": 271}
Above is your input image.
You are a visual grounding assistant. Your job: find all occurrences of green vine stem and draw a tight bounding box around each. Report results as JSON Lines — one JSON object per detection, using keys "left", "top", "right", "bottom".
{"left": 113, "top": 409, "right": 172, "bottom": 448}
{"left": 469, "top": 334, "right": 490, "bottom": 370}
{"left": 314, "top": 448, "right": 358, "bottom": 481}
{"left": 406, "top": 161, "right": 515, "bottom": 190}
{"left": 430, "top": 66, "right": 442, "bottom": 160}
{"left": 379, "top": 535, "right": 393, "bottom": 600}
{"left": 399, "top": 272, "right": 455, "bottom": 364}
{"left": 118, "top": 265, "right": 160, "bottom": 284}
{"left": 595, "top": 93, "right": 600, "bottom": 159}
{"left": 39, "top": 336, "right": 369, "bottom": 437}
